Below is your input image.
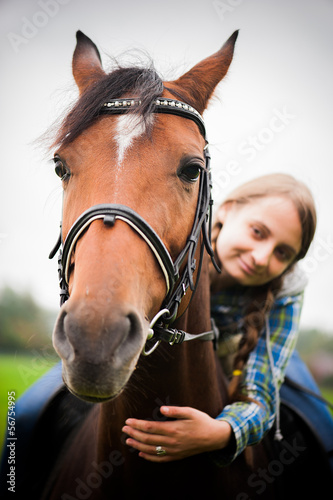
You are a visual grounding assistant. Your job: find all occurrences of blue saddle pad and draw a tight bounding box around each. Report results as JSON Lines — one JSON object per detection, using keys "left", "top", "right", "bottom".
{"left": 281, "top": 350, "right": 333, "bottom": 476}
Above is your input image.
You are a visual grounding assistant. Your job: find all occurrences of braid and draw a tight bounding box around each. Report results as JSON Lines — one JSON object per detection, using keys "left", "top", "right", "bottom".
{"left": 228, "top": 279, "right": 281, "bottom": 403}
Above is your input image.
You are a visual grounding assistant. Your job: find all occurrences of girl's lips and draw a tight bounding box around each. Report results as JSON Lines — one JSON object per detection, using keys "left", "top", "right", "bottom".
{"left": 238, "top": 256, "right": 257, "bottom": 275}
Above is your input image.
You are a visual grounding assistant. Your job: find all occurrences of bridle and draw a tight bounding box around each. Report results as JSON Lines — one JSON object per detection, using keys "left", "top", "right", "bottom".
{"left": 49, "top": 97, "right": 220, "bottom": 355}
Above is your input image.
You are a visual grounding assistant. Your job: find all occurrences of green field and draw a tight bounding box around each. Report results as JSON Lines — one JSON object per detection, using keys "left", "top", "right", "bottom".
{"left": 0, "top": 353, "right": 58, "bottom": 447}
{"left": 321, "top": 388, "right": 333, "bottom": 417}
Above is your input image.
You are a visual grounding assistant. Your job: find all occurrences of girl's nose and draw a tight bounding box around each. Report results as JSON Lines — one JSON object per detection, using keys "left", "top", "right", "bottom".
{"left": 251, "top": 243, "right": 273, "bottom": 268}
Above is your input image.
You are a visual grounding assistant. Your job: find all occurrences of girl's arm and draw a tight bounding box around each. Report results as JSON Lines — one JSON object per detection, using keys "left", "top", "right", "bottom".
{"left": 213, "top": 292, "right": 303, "bottom": 465}
{"left": 123, "top": 292, "right": 303, "bottom": 464}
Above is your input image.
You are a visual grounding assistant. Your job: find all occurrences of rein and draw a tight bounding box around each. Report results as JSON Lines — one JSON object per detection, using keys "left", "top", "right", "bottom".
{"left": 49, "top": 97, "right": 220, "bottom": 355}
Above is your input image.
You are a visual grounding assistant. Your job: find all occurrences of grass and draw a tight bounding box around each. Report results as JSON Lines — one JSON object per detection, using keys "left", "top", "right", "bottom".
{"left": 0, "top": 353, "right": 58, "bottom": 448}
{"left": 321, "top": 388, "right": 333, "bottom": 417}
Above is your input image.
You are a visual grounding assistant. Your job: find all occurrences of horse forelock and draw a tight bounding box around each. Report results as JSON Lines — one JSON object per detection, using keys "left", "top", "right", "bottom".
{"left": 53, "top": 64, "right": 164, "bottom": 149}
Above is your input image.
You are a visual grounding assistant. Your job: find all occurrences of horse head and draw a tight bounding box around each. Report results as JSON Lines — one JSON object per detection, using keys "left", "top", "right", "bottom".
{"left": 51, "top": 31, "right": 237, "bottom": 402}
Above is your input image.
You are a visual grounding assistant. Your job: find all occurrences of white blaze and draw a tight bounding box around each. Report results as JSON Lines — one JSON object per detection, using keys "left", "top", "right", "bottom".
{"left": 114, "top": 113, "right": 149, "bottom": 164}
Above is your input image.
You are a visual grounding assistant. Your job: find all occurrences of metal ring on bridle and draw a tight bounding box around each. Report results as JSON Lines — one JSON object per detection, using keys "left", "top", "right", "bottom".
{"left": 142, "top": 308, "right": 170, "bottom": 356}
{"left": 155, "top": 445, "right": 167, "bottom": 456}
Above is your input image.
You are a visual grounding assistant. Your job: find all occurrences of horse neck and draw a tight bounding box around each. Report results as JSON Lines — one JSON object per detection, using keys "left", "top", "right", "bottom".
{"left": 170, "top": 256, "right": 226, "bottom": 413}
{"left": 178, "top": 254, "right": 212, "bottom": 336}
{"left": 99, "top": 256, "right": 225, "bottom": 437}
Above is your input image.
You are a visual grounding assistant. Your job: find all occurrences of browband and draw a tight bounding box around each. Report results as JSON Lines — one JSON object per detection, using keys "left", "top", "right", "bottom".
{"left": 100, "top": 97, "right": 206, "bottom": 139}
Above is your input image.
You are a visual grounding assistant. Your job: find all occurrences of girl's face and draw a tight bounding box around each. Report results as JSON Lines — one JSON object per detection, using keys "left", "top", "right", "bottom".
{"left": 215, "top": 196, "right": 302, "bottom": 287}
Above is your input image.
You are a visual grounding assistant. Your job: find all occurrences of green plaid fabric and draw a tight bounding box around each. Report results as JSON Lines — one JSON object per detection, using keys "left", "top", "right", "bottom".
{"left": 210, "top": 288, "right": 303, "bottom": 466}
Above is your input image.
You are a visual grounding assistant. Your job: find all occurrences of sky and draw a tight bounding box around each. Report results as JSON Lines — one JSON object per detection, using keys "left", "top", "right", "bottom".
{"left": 0, "top": 0, "right": 332, "bottom": 333}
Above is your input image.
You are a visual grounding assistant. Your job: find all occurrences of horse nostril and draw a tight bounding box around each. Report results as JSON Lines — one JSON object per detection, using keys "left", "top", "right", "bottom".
{"left": 111, "top": 310, "right": 145, "bottom": 361}
{"left": 52, "top": 309, "right": 75, "bottom": 362}
{"left": 126, "top": 312, "right": 142, "bottom": 341}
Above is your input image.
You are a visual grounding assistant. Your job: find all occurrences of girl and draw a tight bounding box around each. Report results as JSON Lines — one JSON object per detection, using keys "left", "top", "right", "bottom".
{"left": 122, "top": 173, "right": 317, "bottom": 465}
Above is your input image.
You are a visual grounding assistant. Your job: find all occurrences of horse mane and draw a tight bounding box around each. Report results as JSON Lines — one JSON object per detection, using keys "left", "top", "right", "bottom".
{"left": 53, "top": 62, "right": 164, "bottom": 149}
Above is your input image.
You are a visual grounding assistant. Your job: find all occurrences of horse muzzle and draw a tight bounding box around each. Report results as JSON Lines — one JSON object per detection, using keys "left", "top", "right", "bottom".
{"left": 52, "top": 299, "right": 146, "bottom": 402}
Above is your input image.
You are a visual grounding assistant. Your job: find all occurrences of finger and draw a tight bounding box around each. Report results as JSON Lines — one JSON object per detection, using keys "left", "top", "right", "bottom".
{"left": 125, "top": 437, "right": 157, "bottom": 454}
{"left": 124, "top": 418, "right": 173, "bottom": 436}
{"left": 123, "top": 425, "right": 168, "bottom": 446}
{"left": 126, "top": 438, "right": 172, "bottom": 462}
{"left": 124, "top": 407, "right": 193, "bottom": 431}
{"left": 138, "top": 451, "right": 173, "bottom": 463}
{"left": 160, "top": 406, "right": 197, "bottom": 419}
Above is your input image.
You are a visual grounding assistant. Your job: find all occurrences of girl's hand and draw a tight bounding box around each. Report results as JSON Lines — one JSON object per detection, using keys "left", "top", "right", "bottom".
{"left": 122, "top": 406, "right": 232, "bottom": 462}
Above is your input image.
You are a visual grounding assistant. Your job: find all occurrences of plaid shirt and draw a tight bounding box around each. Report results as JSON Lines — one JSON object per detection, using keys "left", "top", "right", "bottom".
{"left": 210, "top": 286, "right": 303, "bottom": 466}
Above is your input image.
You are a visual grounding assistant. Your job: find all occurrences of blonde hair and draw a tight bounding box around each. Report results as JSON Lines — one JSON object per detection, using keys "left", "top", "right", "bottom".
{"left": 211, "top": 173, "right": 317, "bottom": 403}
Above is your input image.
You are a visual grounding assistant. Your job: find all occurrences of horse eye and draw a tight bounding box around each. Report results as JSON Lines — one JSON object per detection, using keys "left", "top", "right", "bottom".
{"left": 178, "top": 164, "right": 202, "bottom": 183}
{"left": 54, "top": 159, "right": 70, "bottom": 181}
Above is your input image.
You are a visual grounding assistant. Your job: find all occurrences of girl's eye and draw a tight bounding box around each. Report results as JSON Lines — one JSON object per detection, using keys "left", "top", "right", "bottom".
{"left": 54, "top": 158, "right": 70, "bottom": 181}
{"left": 251, "top": 226, "right": 263, "bottom": 238}
{"left": 178, "top": 164, "right": 202, "bottom": 183}
{"left": 275, "top": 247, "right": 291, "bottom": 262}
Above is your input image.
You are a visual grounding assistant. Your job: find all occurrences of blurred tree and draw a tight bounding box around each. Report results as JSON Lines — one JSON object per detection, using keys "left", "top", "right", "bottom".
{"left": 297, "top": 328, "right": 333, "bottom": 388}
{"left": 297, "top": 328, "right": 333, "bottom": 356}
{"left": 0, "top": 287, "right": 56, "bottom": 352}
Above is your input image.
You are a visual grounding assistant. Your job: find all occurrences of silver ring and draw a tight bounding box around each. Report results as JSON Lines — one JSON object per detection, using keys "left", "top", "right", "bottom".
{"left": 155, "top": 445, "right": 166, "bottom": 456}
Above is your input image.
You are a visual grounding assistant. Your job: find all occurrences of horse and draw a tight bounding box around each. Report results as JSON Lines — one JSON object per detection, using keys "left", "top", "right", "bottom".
{"left": 36, "top": 30, "right": 279, "bottom": 499}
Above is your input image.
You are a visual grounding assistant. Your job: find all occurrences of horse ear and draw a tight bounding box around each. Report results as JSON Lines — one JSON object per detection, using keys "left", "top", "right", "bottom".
{"left": 170, "top": 31, "right": 239, "bottom": 113}
{"left": 72, "top": 31, "right": 105, "bottom": 94}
